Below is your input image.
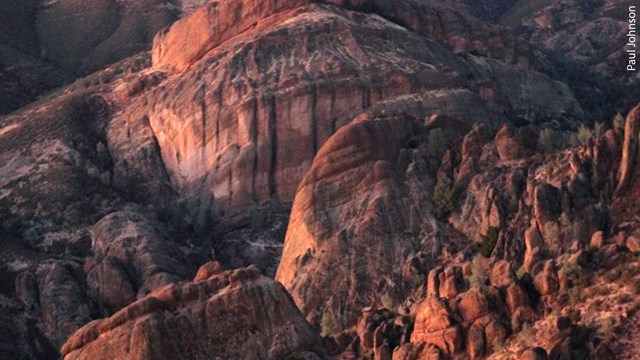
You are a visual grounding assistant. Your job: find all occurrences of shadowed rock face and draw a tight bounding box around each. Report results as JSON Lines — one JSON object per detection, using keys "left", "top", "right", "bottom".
{"left": 497, "top": 0, "right": 640, "bottom": 117}
{"left": 85, "top": 211, "right": 193, "bottom": 312}
{"left": 61, "top": 263, "right": 324, "bottom": 360}
{"left": 0, "top": 0, "right": 185, "bottom": 114}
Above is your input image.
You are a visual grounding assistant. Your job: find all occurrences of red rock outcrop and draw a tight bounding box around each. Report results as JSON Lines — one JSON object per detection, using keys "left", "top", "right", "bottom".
{"left": 276, "top": 113, "right": 434, "bottom": 329}
{"left": 61, "top": 263, "right": 323, "bottom": 360}
{"left": 142, "top": 0, "right": 584, "bottom": 332}
{"left": 616, "top": 104, "right": 640, "bottom": 194}
{"left": 152, "top": 0, "right": 309, "bottom": 71}
{"left": 135, "top": 0, "right": 583, "bottom": 238}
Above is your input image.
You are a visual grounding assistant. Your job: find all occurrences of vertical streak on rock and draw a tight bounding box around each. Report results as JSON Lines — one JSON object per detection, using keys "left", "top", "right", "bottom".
{"left": 363, "top": 86, "right": 371, "bottom": 108}
{"left": 200, "top": 84, "right": 207, "bottom": 147}
{"left": 268, "top": 94, "right": 278, "bottom": 197}
{"left": 215, "top": 85, "right": 224, "bottom": 153}
{"left": 330, "top": 86, "right": 337, "bottom": 133}
{"left": 251, "top": 97, "right": 259, "bottom": 200}
{"left": 311, "top": 86, "right": 318, "bottom": 155}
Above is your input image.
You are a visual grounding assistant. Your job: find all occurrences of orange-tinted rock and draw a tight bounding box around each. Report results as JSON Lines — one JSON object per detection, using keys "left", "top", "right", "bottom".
{"left": 616, "top": 104, "right": 640, "bottom": 194}
{"left": 427, "top": 268, "right": 442, "bottom": 298}
{"left": 525, "top": 223, "right": 545, "bottom": 271}
{"left": 466, "top": 323, "right": 486, "bottom": 359}
{"left": 457, "top": 287, "right": 491, "bottom": 322}
{"left": 412, "top": 298, "right": 454, "bottom": 334}
{"left": 489, "top": 260, "right": 516, "bottom": 289}
{"left": 61, "top": 266, "right": 323, "bottom": 360}
{"left": 152, "top": 0, "right": 309, "bottom": 71}
{"left": 626, "top": 236, "right": 640, "bottom": 253}
{"left": 483, "top": 317, "right": 509, "bottom": 351}
{"left": 411, "top": 297, "right": 463, "bottom": 354}
{"left": 439, "top": 266, "right": 464, "bottom": 299}
{"left": 533, "top": 260, "right": 559, "bottom": 296}
{"left": 193, "top": 261, "right": 223, "bottom": 281}
{"left": 132, "top": 0, "right": 585, "bottom": 244}
{"left": 590, "top": 231, "right": 605, "bottom": 249}
{"left": 276, "top": 114, "right": 437, "bottom": 331}
{"left": 494, "top": 124, "right": 535, "bottom": 161}
{"left": 505, "top": 283, "right": 536, "bottom": 330}
{"left": 392, "top": 342, "right": 442, "bottom": 360}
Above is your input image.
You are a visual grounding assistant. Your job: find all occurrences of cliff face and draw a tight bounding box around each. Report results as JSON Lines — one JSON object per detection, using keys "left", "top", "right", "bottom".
{"left": 131, "top": 0, "right": 582, "bottom": 237}
{"left": 0, "top": 0, "right": 639, "bottom": 359}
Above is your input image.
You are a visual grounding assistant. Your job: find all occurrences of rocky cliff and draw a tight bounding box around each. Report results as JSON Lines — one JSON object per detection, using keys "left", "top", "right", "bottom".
{"left": 0, "top": 0, "right": 639, "bottom": 359}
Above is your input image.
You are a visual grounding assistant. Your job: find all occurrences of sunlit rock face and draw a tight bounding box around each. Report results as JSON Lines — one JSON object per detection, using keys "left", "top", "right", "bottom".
{"left": 61, "top": 264, "right": 324, "bottom": 360}
{"left": 127, "top": 0, "right": 584, "bottom": 326}
{"left": 136, "top": 0, "right": 583, "bottom": 238}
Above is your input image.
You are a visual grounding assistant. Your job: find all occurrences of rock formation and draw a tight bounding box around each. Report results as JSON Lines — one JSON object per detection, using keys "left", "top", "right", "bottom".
{"left": 0, "top": 0, "right": 639, "bottom": 359}
{"left": 61, "top": 263, "right": 324, "bottom": 360}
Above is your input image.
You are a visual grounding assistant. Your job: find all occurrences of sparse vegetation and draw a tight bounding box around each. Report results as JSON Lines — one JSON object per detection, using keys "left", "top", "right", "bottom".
{"left": 516, "top": 265, "right": 527, "bottom": 279}
{"left": 320, "top": 310, "right": 337, "bottom": 337}
{"left": 542, "top": 222, "right": 562, "bottom": 253}
{"left": 596, "top": 317, "right": 614, "bottom": 342}
{"left": 567, "top": 286, "right": 581, "bottom": 305}
{"left": 381, "top": 291, "right": 395, "bottom": 310}
{"left": 432, "top": 178, "right": 455, "bottom": 219}
{"left": 492, "top": 338, "right": 505, "bottom": 352}
{"left": 613, "top": 112, "right": 625, "bottom": 130}
{"left": 538, "top": 121, "right": 608, "bottom": 153}
{"left": 520, "top": 322, "right": 533, "bottom": 338}
{"left": 620, "top": 263, "right": 640, "bottom": 283}
{"left": 570, "top": 122, "right": 606, "bottom": 146}
{"left": 469, "top": 255, "right": 487, "bottom": 288}
{"left": 426, "top": 128, "right": 448, "bottom": 170}
{"left": 479, "top": 226, "right": 500, "bottom": 258}
{"left": 538, "top": 128, "right": 566, "bottom": 153}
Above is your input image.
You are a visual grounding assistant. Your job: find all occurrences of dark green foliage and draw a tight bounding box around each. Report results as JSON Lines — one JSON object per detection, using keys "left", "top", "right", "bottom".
{"left": 613, "top": 112, "right": 625, "bottom": 130}
{"left": 320, "top": 311, "right": 337, "bottom": 337}
{"left": 432, "top": 178, "right": 455, "bottom": 219}
{"left": 479, "top": 226, "right": 500, "bottom": 258}
{"left": 538, "top": 128, "right": 566, "bottom": 153}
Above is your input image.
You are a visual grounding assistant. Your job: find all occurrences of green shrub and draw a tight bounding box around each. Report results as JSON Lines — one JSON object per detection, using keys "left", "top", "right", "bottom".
{"left": 571, "top": 124, "right": 593, "bottom": 145}
{"left": 538, "top": 128, "right": 565, "bottom": 153}
{"left": 432, "top": 178, "right": 455, "bottom": 219}
{"left": 516, "top": 265, "right": 527, "bottom": 279}
{"left": 479, "top": 226, "right": 500, "bottom": 258}
{"left": 597, "top": 317, "right": 614, "bottom": 342}
{"left": 570, "top": 122, "right": 606, "bottom": 146}
{"left": 427, "top": 129, "right": 447, "bottom": 164}
{"left": 613, "top": 112, "right": 625, "bottom": 130}
{"left": 469, "top": 255, "right": 487, "bottom": 288}
{"left": 542, "top": 222, "right": 562, "bottom": 253}
{"left": 568, "top": 287, "right": 581, "bottom": 305}
{"left": 320, "top": 310, "right": 337, "bottom": 337}
{"left": 594, "top": 122, "right": 606, "bottom": 137}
